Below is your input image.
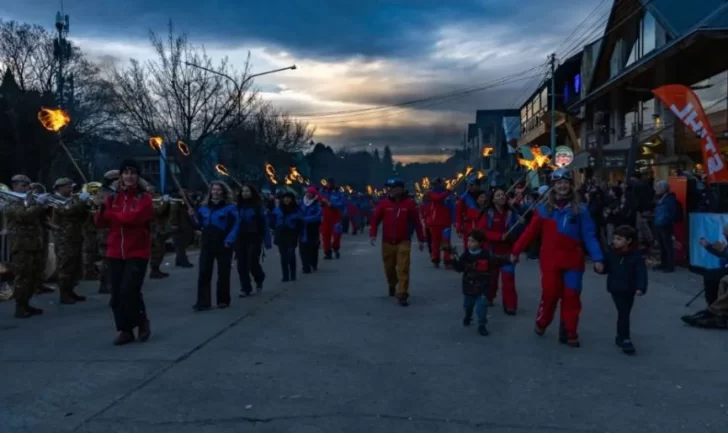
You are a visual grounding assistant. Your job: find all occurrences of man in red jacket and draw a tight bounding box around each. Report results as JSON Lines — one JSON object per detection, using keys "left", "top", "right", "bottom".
{"left": 425, "top": 178, "right": 453, "bottom": 267}
{"left": 94, "top": 159, "right": 155, "bottom": 346}
{"left": 370, "top": 178, "right": 425, "bottom": 307}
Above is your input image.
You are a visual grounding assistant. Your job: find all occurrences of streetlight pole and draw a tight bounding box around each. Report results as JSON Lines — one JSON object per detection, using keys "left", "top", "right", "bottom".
{"left": 184, "top": 61, "right": 297, "bottom": 97}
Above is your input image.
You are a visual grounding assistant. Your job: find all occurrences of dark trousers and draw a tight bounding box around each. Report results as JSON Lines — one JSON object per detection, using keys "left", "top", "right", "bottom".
{"left": 174, "top": 233, "right": 192, "bottom": 265}
{"left": 610, "top": 292, "right": 635, "bottom": 339}
{"left": 236, "top": 240, "right": 265, "bottom": 293}
{"left": 425, "top": 228, "right": 432, "bottom": 255}
{"left": 299, "top": 241, "right": 319, "bottom": 272}
{"left": 655, "top": 226, "right": 674, "bottom": 270}
{"left": 279, "top": 245, "right": 297, "bottom": 280}
{"left": 197, "top": 243, "right": 233, "bottom": 307}
{"left": 342, "top": 217, "right": 350, "bottom": 234}
{"left": 107, "top": 258, "right": 149, "bottom": 333}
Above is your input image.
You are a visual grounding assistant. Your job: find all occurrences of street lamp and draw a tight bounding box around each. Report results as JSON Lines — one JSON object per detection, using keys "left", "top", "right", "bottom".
{"left": 184, "top": 61, "right": 297, "bottom": 93}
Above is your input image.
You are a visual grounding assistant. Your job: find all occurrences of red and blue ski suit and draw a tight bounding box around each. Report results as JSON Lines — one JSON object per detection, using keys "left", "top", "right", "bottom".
{"left": 425, "top": 188, "right": 453, "bottom": 264}
{"left": 481, "top": 207, "right": 520, "bottom": 311}
{"left": 319, "top": 187, "right": 345, "bottom": 254}
{"left": 455, "top": 191, "right": 481, "bottom": 249}
{"left": 512, "top": 202, "right": 603, "bottom": 339}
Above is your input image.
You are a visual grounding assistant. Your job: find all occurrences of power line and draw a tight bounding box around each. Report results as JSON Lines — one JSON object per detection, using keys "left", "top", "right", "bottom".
{"left": 308, "top": 72, "right": 545, "bottom": 126}
{"left": 279, "top": 63, "right": 547, "bottom": 120}
{"left": 552, "top": 0, "right": 610, "bottom": 57}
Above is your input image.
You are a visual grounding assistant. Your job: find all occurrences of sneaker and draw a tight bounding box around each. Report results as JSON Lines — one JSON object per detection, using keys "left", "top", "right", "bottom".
{"left": 619, "top": 338, "right": 636, "bottom": 354}
{"left": 398, "top": 298, "right": 409, "bottom": 307}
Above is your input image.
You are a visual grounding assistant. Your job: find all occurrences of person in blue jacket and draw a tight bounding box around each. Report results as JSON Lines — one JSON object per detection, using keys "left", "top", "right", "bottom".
{"left": 300, "top": 186, "right": 322, "bottom": 273}
{"left": 653, "top": 180, "right": 677, "bottom": 272}
{"left": 273, "top": 192, "right": 304, "bottom": 281}
{"left": 235, "top": 183, "right": 271, "bottom": 297}
{"left": 189, "top": 181, "right": 240, "bottom": 311}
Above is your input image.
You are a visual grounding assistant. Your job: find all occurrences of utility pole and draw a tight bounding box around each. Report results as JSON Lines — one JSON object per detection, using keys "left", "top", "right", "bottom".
{"left": 549, "top": 53, "right": 557, "bottom": 155}
{"left": 53, "top": 11, "right": 71, "bottom": 108}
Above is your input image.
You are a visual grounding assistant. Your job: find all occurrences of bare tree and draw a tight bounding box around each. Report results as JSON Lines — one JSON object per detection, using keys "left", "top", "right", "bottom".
{"left": 249, "top": 103, "right": 314, "bottom": 155}
{"left": 110, "top": 22, "right": 258, "bottom": 153}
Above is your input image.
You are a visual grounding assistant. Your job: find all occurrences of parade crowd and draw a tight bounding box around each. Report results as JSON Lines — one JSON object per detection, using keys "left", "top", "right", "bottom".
{"left": 1, "top": 159, "right": 724, "bottom": 354}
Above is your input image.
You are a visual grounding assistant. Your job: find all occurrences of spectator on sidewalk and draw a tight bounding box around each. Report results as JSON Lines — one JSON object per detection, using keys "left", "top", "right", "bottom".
{"left": 682, "top": 229, "right": 728, "bottom": 328}
{"left": 653, "top": 180, "right": 677, "bottom": 272}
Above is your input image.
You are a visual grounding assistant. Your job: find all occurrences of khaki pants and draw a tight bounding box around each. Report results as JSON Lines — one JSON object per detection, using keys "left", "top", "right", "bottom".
{"left": 708, "top": 275, "right": 728, "bottom": 317}
{"left": 381, "top": 241, "right": 411, "bottom": 299}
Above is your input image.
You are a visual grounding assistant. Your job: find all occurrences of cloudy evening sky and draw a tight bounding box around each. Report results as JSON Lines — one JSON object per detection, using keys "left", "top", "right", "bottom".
{"left": 1, "top": 0, "right": 606, "bottom": 163}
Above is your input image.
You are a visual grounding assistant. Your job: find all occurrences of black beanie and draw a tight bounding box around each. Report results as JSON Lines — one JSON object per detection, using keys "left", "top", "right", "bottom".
{"left": 119, "top": 159, "right": 141, "bottom": 174}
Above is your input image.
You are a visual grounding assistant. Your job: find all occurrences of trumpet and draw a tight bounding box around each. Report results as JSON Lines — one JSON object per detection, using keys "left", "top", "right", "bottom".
{"left": 0, "top": 190, "right": 71, "bottom": 208}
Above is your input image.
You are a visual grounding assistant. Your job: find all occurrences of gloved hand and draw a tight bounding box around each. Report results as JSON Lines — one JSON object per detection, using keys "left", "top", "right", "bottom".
{"left": 163, "top": 195, "right": 170, "bottom": 202}
{"left": 35, "top": 193, "right": 49, "bottom": 204}
{"left": 79, "top": 192, "right": 90, "bottom": 202}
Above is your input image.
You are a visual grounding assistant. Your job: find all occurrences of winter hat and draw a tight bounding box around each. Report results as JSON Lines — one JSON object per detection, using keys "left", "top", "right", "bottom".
{"left": 119, "top": 159, "right": 141, "bottom": 174}
{"left": 306, "top": 186, "right": 318, "bottom": 195}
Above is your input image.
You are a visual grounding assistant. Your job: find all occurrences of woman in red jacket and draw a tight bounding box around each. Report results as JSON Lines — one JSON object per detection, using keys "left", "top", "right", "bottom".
{"left": 480, "top": 187, "right": 521, "bottom": 314}
{"left": 425, "top": 178, "right": 453, "bottom": 267}
{"left": 94, "top": 160, "right": 154, "bottom": 346}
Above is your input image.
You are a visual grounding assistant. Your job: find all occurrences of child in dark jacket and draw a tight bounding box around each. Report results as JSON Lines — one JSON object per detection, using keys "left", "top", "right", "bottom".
{"left": 600, "top": 225, "right": 647, "bottom": 355}
{"left": 450, "top": 229, "right": 510, "bottom": 336}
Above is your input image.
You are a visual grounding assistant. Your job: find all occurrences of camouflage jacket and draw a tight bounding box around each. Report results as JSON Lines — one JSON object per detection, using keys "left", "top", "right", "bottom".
{"left": 3, "top": 201, "right": 47, "bottom": 251}
{"left": 52, "top": 197, "right": 89, "bottom": 243}
{"left": 152, "top": 201, "right": 171, "bottom": 236}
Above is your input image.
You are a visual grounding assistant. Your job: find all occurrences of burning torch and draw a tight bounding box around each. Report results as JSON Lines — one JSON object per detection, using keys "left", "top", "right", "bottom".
{"left": 177, "top": 140, "right": 210, "bottom": 188}
{"left": 214, "top": 164, "right": 243, "bottom": 188}
{"left": 38, "top": 107, "right": 88, "bottom": 183}
{"left": 149, "top": 137, "right": 192, "bottom": 209}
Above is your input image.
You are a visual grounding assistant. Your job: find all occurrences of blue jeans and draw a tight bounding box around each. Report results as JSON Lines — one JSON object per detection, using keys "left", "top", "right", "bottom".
{"left": 278, "top": 246, "right": 297, "bottom": 280}
{"left": 463, "top": 294, "right": 488, "bottom": 325}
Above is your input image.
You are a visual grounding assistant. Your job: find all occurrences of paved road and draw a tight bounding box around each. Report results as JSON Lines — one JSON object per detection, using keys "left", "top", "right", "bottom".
{"left": 1, "top": 237, "right": 726, "bottom": 433}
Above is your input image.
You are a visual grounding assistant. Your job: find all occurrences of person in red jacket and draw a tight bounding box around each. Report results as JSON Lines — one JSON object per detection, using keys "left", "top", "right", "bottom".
{"left": 480, "top": 187, "right": 521, "bottom": 314}
{"left": 425, "top": 178, "right": 453, "bottom": 268}
{"left": 455, "top": 177, "right": 484, "bottom": 249}
{"left": 370, "top": 178, "right": 425, "bottom": 307}
{"left": 94, "top": 159, "right": 155, "bottom": 346}
{"left": 419, "top": 196, "right": 433, "bottom": 255}
{"left": 319, "top": 178, "right": 345, "bottom": 259}
{"left": 511, "top": 169, "right": 604, "bottom": 347}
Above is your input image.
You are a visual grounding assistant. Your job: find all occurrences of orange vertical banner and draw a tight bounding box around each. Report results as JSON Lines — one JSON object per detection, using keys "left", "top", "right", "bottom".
{"left": 653, "top": 84, "right": 728, "bottom": 183}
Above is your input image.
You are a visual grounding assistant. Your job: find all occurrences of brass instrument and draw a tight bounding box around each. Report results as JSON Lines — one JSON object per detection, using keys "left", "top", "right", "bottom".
{"left": 152, "top": 197, "right": 184, "bottom": 203}
{"left": 0, "top": 189, "right": 71, "bottom": 208}
{"left": 0, "top": 183, "right": 9, "bottom": 191}
{"left": 81, "top": 182, "right": 103, "bottom": 195}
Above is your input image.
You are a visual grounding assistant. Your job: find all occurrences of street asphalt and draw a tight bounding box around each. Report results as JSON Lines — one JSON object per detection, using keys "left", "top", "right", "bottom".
{"left": 0, "top": 235, "right": 725, "bottom": 433}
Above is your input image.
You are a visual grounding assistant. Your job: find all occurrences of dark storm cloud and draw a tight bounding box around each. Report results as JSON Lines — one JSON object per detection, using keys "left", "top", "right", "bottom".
{"left": 1, "top": 0, "right": 578, "bottom": 61}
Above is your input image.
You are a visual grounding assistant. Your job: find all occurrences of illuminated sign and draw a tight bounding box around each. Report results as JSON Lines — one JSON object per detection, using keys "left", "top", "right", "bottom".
{"left": 554, "top": 145, "right": 574, "bottom": 168}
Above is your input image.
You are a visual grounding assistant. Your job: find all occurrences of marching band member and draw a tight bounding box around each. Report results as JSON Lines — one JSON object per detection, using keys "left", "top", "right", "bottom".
{"left": 511, "top": 169, "right": 604, "bottom": 348}
{"left": 96, "top": 170, "right": 119, "bottom": 293}
{"left": 94, "top": 160, "right": 154, "bottom": 345}
{"left": 190, "top": 181, "right": 240, "bottom": 310}
{"left": 4, "top": 174, "right": 49, "bottom": 318}
{"left": 28, "top": 181, "right": 54, "bottom": 293}
{"left": 273, "top": 192, "right": 303, "bottom": 282}
{"left": 149, "top": 187, "right": 171, "bottom": 279}
{"left": 52, "top": 177, "right": 91, "bottom": 304}
{"left": 369, "top": 178, "right": 425, "bottom": 307}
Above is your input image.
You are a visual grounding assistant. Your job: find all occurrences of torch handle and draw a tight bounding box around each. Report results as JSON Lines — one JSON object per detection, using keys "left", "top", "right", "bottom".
{"left": 157, "top": 152, "right": 192, "bottom": 209}
{"left": 191, "top": 163, "right": 210, "bottom": 188}
{"left": 503, "top": 188, "right": 551, "bottom": 238}
{"left": 58, "top": 138, "right": 88, "bottom": 184}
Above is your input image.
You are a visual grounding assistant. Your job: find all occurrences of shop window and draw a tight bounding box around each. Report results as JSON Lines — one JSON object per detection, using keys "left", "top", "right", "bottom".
{"left": 642, "top": 12, "right": 657, "bottom": 54}
{"left": 610, "top": 39, "right": 623, "bottom": 78}
{"left": 623, "top": 109, "right": 639, "bottom": 137}
{"left": 625, "top": 41, "right": 638, "bottom": 67}
{"left": 642, "top": 98, "right": 656, "bottom": 129}
{"left": 541, "top": 88, "right": 549, "bottom": 111}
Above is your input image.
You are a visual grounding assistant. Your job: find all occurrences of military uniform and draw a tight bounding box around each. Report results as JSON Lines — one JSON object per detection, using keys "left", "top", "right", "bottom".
{"left": 4, "top": 178, "right": 47, "bottom": 318}
{"left": 173, "top": 193, "right": 195, "bottom": 267}
{"left": 52, "top": 177, "right": 89, "bottom": 304}
{"left": 81, "top": 214, "right": 99, "bottom": 279}
{"left": 149, "top": 196, "right": 171, "bottom": 278}
{"left": 97, "top": 170, "right": 119, "bottom": 294}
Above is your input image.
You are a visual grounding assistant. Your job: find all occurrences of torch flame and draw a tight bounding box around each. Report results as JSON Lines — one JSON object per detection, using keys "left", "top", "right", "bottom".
{"left": 422, "top": 177, "right": 430, "bottom": 189}
{"left": 482, "top": 147, "right": 494, "bottom": 157}
{"left": 149, "top": 136, "right": 163, "bottom": 152}
{"left": 177, "top": 140, "right": 190, "bottom": 156}
{"left": 366, "top": 185, "right": 373, "bottom": 195}
{"left": 477, "top": 170, "right": 485, "bottom": 179}
{"left": 264, "top": 163, "right": 278, "bottom": 185}
{"left": 465, "top": 166, "right": 474, "bottom": 176}
{"left": 284, "top": 165, "right": 306, "bottom": 185}
{"left": 321, "top": 179, "right": 328, "bottom": 187}
{"left": 38, "top": 107, "right": 71, "bottom": 132}
{"left": 517, "top": 147, "right": 551, "bottom": 170}
{"left": 215, "top": 164, "right": 229, "bottom": 176}
{"left": 345, "top": 186, "right": 353, "bottom": 194}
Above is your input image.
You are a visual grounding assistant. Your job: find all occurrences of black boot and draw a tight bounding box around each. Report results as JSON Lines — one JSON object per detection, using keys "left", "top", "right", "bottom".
{"left": 388, "top": 286, "right": 395, "bottom": 297}
{"left": 324, "top": 252, "right": 332, "bottom": 260}
{"left": 334, "top": 249, "right": 340, "bottom": 259}
{"left": 462, "top": 309, "right": 473, "bottom": 326}
{"left": 477, "top": 324, "right": 489, "bottom": 336}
